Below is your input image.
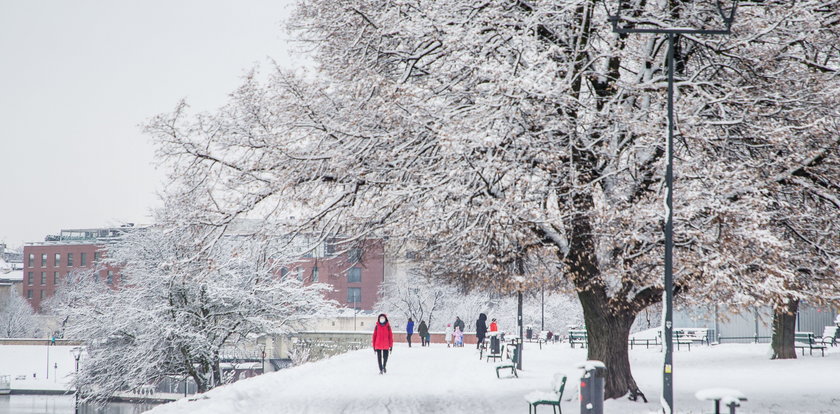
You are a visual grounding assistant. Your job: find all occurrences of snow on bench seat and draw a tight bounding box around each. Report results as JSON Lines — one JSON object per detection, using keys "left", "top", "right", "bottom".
{"left": 695, "top": 387, "right": 746, "bottom": 401}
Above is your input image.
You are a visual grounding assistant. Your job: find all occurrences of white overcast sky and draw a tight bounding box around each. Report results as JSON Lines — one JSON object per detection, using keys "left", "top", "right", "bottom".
{"left": 0, "top": 0, "right": 300, "bottom": 248}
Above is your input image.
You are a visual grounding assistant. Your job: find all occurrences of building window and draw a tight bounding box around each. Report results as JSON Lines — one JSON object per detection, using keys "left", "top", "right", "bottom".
{"left": 94, "top": 251, "right": 100, "bottom": 262}
{"left": 41, "top": 253, "right": 47, "bottom": 267}
{"left": 40, "top": 272, "right": 46, "bottom": 285}
{"left": 54, "top": 272, "right": 59, "bottom": 285}
{"left": 348, "top": 267, "right": 361, "bottom": 283}
{"left": 348, "top": 248, "right": 362, "bottom": 263}
{"left": 28, "top": 253, "right": 34, "bottom": 268}
{"left": 296, "top": 267, "right": 304, "bottom": 281}
{"left": 54, "top": 253, "right": 61, "bottom": 267}
{"left": 80, "top": 252, "right": 87, "bottom": 267}
{"left": 347, "top": 287, "right": 361, "bottom": 304}
{"left": 67, "top": 253, "right": 74, "bottom": 267}
{"left": 93, "top": 272, "right": 99, "bottom": 283}
{"left": 27, "top": 290, "right": 32, "bottom": 299}
{"left": 106, "top": 271, "right": 113, "bottom": 285}
{"left": 40, "top": 290, "right": 45, "bottom": 299}
{"left": 280, "top": 267, "right": 288, "bottom": 279}
{"left": 27, "top": 272, "right": 33, "bottom": 285}
{"left": 312, "top": 267, "right": 319, "bottom": 282}
{"left": 325, "top": 240, "right": 336, "bottom": 256}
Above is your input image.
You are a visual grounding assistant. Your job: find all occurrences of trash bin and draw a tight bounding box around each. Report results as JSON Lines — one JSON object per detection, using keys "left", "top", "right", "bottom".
{"left": 490, "top": 334, "right": 500, "bottom": 354}
{"left": 577, "top": 360, "right": 606, "bottom": 414}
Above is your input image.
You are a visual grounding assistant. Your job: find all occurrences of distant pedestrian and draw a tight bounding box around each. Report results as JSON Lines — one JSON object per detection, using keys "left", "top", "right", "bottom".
{"left": 454, "top": 316, "right": 465, "bottom": 334}
{"left": 372, "top": 313, "right": 394, "bottom": 374}
{"left": 406, "top": 317, "right": 415, "bottom": 348}
{"left": 475, "top": 313, "right": 488, "bottom": 349}
{"left": 418, "top": 320, "right": 429, "bottom": 346}
{"left": 489, "top": 318, "right": 498, "bottom": 333}
{"left": 445, "top": 324, "right": 453, "bottom": 348}
{"left": 454, "top": 326, "right": 464, "bottom": 347}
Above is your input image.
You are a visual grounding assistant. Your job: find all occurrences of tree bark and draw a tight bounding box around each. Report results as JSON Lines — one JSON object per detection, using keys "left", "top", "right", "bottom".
{"left": 771, "top": 297, "right": 799, "bottom": 359}
{"left": 579, "top": 290, "right": 642, "bottom": 399}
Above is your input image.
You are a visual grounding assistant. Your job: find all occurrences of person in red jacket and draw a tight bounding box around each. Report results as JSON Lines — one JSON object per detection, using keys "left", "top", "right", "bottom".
{"left": 372, "top": 313, "right": 394, "bottom": 374}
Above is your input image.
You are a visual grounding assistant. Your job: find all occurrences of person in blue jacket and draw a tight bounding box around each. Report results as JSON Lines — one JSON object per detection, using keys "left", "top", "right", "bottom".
{"left": 406, "top": 317, "right": 415, "bottom": 347}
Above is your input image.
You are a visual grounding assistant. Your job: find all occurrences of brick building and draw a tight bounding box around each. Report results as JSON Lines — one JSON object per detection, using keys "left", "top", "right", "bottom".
{"left": 22, "top": 226, "right": 385, "bottom": 312}
{"left": 281, "top": 239, "right": 384, "bottom": 311}
{"left": 21, "top": 227, "right": 128, "bottom": 311}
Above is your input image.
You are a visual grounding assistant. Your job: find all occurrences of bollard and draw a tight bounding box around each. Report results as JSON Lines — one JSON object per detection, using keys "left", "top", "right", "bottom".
{"left": 577, "top": 360, "right": 606, "bottom": 414}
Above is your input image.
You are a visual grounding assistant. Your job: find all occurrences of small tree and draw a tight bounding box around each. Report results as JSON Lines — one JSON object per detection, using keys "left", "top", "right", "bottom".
{"left": 0, "top": 289, "right": 40, "bottom": 338}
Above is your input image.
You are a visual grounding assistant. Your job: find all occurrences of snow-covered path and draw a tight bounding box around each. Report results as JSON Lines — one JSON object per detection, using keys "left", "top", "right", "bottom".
{"left": 146, "top": 342, "right": 840, "bottom": 414}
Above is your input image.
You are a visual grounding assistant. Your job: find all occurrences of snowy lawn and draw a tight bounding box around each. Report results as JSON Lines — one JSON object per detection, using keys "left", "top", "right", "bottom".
{"left": 145, "top": 342, "right": 840, "bottom": 414}
{"left": 0, "top": 345, "right": 78, "bottom": 392}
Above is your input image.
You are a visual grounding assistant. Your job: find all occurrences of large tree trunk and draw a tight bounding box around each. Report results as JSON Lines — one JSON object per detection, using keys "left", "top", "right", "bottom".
{"left": 579, "top": 291, "right": 641, "bottom": 400}
{"left": 771, "top": 297, "right": 799, "bottom": 359}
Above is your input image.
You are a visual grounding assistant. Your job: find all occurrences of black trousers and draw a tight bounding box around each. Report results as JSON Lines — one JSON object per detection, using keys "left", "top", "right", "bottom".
{"left": 407, "top": 334, "right": 412, "bottom": 347}
{"left": 376, "top": 349, "right": 390, "bottom": 372}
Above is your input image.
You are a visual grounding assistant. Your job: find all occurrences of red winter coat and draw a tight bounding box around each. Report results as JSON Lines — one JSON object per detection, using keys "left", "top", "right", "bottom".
{"left": 372, "top": 314, "right": 394, "bottom": 350}
{"left": 489, "top": 321, "right": 498, "bottom": 332}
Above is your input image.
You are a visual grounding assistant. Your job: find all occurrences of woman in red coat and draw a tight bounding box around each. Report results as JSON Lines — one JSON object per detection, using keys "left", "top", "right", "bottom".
{"left": 372, "top": 313, "right": 394, "bottom": 374}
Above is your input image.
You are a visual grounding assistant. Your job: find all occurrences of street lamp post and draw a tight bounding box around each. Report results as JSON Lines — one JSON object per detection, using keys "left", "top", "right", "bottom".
{"left": 70, "top": 347, "right": 83, "bottom": 414}
{"left": 258, "top": 344, "right": 266, "bottom": 374}
{"left": 540, "top": 285, "right": 544, "bottom": 332}
{"left": 606, "top": 2, "right": 737, "bottom": 413}
{"left": 517, "top": 290, "right": 523, "bottom": 370}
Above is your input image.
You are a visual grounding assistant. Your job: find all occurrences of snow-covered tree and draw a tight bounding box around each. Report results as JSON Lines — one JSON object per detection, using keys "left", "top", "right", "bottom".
{"left": 377, "top": 272, "right": 454, "bottom": 330}
{"left": 147, "top": 0, "right": 839, "bottom": 399}
{"left": 47, "top": 221, "right": 336, "bottom": 400}
{"left": 0, "top": 289, "right": 40, "bottom": 338}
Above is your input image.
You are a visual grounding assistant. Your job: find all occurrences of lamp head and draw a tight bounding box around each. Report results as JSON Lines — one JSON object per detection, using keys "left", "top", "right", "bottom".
{"left": 70, "top": 347, "right": 83, "bottom": 360}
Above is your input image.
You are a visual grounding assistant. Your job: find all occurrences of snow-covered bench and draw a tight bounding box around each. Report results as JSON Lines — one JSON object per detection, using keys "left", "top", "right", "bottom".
{"left": 819, "top": 326, "right": 839, "bottom": 347}
{"left": 568, "top": 329, "right": 587, "bottom": 348}
{"left": 524, "top": 373, "right": 566, "bottom": 414}
{"left": 794, "top": 332, "right": 826, "bottom": 356}
{"left": 655, "top": 328, "right": 705, "bottom": 351}
{"left": 695, "top": 388, "right": 747, "bottom": 414}
{"left": 496, "top": 344, "right": 520, "bottom": 379}
{"left": 487, "top": 342, "right": 505, "bottom": 363}
{"left": 675, "top": 328, "right": 710, "bottom": 345}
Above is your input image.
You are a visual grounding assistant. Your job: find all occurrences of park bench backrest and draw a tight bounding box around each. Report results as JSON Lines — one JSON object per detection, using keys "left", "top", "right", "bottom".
{"left": 795, "top": 332, "right": 815, "bottom": 344}
{"left": 551, "top": 373, "right": 567, "bottom": 397}
{"left": 823, "top": 326, "right": 839, "bottom": 339}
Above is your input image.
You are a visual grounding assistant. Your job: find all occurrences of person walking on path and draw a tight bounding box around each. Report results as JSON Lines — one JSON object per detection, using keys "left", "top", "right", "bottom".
{"left": 475, "top": 313, "right": 488, "bottom": 350}
{"left": 372, "top": 313, "right": 394, "bottom": 374}
{"left": 444, "top": 323, "right": 453, "bottom": 348}
{"left": 406, "top": 317, "right": 415, "bottom": 347}
{"left": 454, "top": 326, "right": 464, "bottom": 347}
{"left": 418, "top": 320, "right": 429, "bottom": 346}
{"left": 454, "top": 316, "right": 465, "bottom": 334}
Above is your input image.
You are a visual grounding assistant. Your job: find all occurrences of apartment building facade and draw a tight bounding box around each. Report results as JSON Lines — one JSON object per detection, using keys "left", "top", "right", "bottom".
{"left": 21, "top": 227, "right": 127, "bottom": 311}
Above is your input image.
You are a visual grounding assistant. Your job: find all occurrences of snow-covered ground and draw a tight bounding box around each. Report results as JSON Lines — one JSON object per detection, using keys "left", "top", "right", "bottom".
{"left": 0, "top": 345, "right": 78, "bottom": 391}
{"left": 144, "top": 341, "right": 839, "bottom": 414}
